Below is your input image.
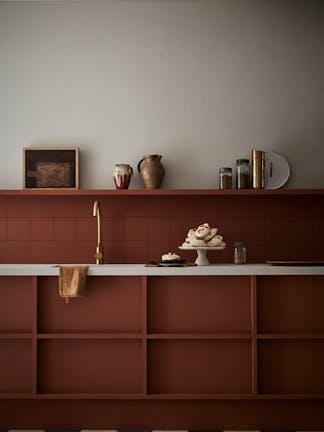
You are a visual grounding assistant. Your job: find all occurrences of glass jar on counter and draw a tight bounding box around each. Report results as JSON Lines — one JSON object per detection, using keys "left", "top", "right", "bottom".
{"left": 219, "top": 167, "right": 232, "bottom": 189}
{"left": 233, "top": 241, "right": 247, "bottom": 264}
{"left": 236, "top": 159, "right": 250, "bottom": 189}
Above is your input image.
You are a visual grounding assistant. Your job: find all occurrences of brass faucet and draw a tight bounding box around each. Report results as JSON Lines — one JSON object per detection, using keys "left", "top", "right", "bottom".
{"left": 93, "top": 200, "right": 104, "bottom": 265}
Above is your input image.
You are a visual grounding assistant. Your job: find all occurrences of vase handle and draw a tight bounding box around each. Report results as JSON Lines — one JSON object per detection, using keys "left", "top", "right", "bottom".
{"left": 137, "top": 158, "right": 144, "bottom": 173}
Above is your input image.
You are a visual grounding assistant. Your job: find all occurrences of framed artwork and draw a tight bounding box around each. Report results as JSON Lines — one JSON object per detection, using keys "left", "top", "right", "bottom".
{"left": 23, "top": 147, "right": 79, "bottom": 189}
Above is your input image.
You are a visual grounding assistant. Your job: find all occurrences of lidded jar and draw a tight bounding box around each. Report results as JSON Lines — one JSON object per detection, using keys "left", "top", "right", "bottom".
{"left": 233, "top": 241, "right": 247, "bottom": 264}
{"left": 219, "top": 167, "right": 232, "bottom": 189}
{"left": 236, "top": 159, "right": 250, "bottom": 189}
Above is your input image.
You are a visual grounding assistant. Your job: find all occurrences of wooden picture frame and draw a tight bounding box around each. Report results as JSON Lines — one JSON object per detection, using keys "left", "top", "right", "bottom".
{"left": 23, "top": 147, "right": 79, "bottom": 189}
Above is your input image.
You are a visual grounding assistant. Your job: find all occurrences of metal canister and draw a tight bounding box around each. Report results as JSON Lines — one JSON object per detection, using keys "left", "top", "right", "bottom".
{"left": 252, "top": 150, "right": 265, "bottom": 189}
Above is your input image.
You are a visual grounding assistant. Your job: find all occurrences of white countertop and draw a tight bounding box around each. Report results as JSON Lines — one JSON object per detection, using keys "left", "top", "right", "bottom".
{"left": 0, "top": 263, "right": 324, "bottom": 276}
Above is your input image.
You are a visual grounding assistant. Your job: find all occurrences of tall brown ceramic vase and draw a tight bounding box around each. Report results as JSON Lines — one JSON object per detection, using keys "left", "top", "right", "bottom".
{"left": 137, "top": 154, "right": 165, "bottom": 189}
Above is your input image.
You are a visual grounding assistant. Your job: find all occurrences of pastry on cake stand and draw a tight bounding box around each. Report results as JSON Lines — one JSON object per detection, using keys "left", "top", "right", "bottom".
{"left": 178, "top": 245, "right": 225, "bottom": 266}
{"left": 179, "top": 222, "right": 226, "bottom": 265}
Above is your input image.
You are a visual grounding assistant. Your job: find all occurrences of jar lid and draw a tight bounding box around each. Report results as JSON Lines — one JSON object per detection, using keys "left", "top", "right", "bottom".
{"left": 236, "top": 159, "right": 249, "bottom": 165}
{"left": 234, "top": 241, "right": 247, "bottom": 248}
{"left": 219, "top": 167, "right": 232, "bottom": 173}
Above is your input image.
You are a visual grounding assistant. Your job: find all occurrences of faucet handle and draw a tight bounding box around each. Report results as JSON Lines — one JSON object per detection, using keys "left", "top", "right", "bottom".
{"left": 95, "top": 245, "right": 104, "bottom": 265}
{"left": 95, "top": 250, "right": 103, "bottom": 260}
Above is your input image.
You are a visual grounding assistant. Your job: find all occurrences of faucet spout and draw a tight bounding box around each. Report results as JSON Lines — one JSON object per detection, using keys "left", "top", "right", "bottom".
{"left": 93, "top": 200, "right": 104, "bottom": 265}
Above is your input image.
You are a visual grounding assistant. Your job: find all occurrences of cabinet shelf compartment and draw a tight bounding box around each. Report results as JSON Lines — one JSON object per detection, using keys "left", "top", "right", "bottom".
{"left": 148, "top": 339, "right": 252, "bottom": 394}
{"left": 37, "top": 339, "right": 143, "bottom": 394}
{"left": 0, "top": 277, "right": 34, "bottom": 333}
{"left": 37, "top": 276, "right": 143, "bottom": 333}
{"left": 148, "top": 276, "right": 251, "bottom": 334}
{"left": 257, "top": 276, "right": 324, "bottom": 334}
{"left": 0, "top": 339, "right": 33, "bottom": 393}
{"left": 258, "top": 339, "right": 324, "bottom": 394}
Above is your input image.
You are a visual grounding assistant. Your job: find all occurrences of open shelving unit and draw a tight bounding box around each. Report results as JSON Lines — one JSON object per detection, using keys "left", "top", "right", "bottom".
{"left": 1, "top": 274, "right": 324, "bottom": 401}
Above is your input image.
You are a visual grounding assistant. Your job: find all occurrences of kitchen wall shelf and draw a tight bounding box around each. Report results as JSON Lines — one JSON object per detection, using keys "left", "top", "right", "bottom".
{"left": 0, "top": 188, "right": 324, "bottom": 196}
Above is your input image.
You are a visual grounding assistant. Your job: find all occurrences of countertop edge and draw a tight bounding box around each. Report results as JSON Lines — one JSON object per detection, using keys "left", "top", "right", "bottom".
{"left": 0, "top": 264, "right": 324, "bottom": 276}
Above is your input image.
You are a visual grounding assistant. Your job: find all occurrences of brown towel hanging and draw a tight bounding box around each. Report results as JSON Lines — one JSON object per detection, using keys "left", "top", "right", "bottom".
{"left": 59, "top": 265, "right": 89, "bottom": 304}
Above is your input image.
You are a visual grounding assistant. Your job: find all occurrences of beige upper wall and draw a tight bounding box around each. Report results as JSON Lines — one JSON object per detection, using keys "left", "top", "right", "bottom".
{"left": 0, "top": 0, "right": 323, "bottom": 189}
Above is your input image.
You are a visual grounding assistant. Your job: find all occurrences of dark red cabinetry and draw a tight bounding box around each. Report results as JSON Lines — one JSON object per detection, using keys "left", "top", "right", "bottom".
{"left": 1, "top": 273, "right": 324, "bottom": 428}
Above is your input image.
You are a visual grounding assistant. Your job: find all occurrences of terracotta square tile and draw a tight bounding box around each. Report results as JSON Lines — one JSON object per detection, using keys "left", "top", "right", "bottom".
{"left": 125, "top": 217, "right": 147, "bottom": 241}
{"left": 123, "top": 196, "right": 147, "bottom": 217}
{"left": 241, "top": 196, "right": 265, "bottom": 217}
{"left": 30, "top": 197, "right": 53, "bottom": 218}
{"left": 0, "top": 197, "right": 7, "bottom": 218}
{"left": 265, "top": 217, "right": 310, "bottom": 240}
{"left": 147, "top": 241, "right": 171, "bottom": 261}
{"left": 171, "top": 217, "right": 195, "bottom": 241}
{"left": 312, "top": 218, "right": 324, "bottom": 239}
{"left": 53, "top": 218, "right": 77, "bottom": 241}
{"left": 147, "top": 217, "right": 170, "bottom": 241}
{"left": 147, "top": 197, "right": 171, "bottom": 217}
{"left": 30, "top": 218, "right": 53, "bottom": 241}
{"left": 76, "top": 241, "right": 97, "bottom": 264}
{"left": 218, "top": 197, "right": 242, "bottom": 219}
{"left": 77, "top": 218, "right": 96, "bottom": 241}
{"left": 53, "top": 197, "right": 77, "bottom": 218}
{"left": 171, "top": 197, "right": 194, "bottom": 217}
{"left": 217, "top": 218, "right": 241, "bottom": 241}
{"left": 265, "top": 238, "right": 312, "bottom": 261}
{"left": 215, "top": 246, "right": 233, "bottom": 263}
{"left": 194, "top": 196, "right": 219, "bottom": 218}
{"left": 206, "top": 247, "right": 229, "bottom": 264}
{"left": 312, "top": 239, "right": 324, "bottom": 260}
{"left": 104, "top": 241, "right": 125, "bottom": 264}
{"left": 7, "top": 218, "right": 30, "bottom": 241}
{"left": 124, "top": 241, "right": 147, "bottom": 263}
{"left": 241, "top": 218, "right": 265, "bottom": 241}
{"left": 266, "top": 196, "right": 316, "bottom": 218}
{"left": 30, "top": 241, "right": 53, "bottom": 263}
{"left": 313, "top": 196, "right": 324, "bottom": 216}
{"left": 102, "top": 197, "right": 126, "bottom": 217}
{"left": 0, "top": 219, "right": 6, "bottom": 240}
{"left": 7, "top": 197, "right": 30, "bottom": 218}
{"left": 7, "top": 241, "right": 30, "bottom": 263}
{"left": 246, "top": 241, "right": 265, "bottom": 263}
{"left": 102, "top": 217, "right": 124, "bottom": 241}
{"left": 265, "top": 197, "right": 283, "bottom": 218}
{"left": 0, "top": 241, "right": 6, "bottom": 263}
{"left": 51, "top": 241, "right": 76, "bottom": 264}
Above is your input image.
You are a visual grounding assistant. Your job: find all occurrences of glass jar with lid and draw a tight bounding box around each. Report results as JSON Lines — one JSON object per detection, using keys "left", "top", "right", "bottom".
{"left": 233, "top": 241, "right": 247, "bottom": 264}
{"left": 236, "top": 159, "right": 250, "bottom": 189}
{"left": 219, "top": 167, "right": 232, "bottom": 189}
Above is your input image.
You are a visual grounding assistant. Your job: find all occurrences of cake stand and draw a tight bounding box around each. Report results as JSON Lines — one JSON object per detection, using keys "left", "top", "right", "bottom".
{"left": 179, "top": 246, "right": 225, "bottom": 266}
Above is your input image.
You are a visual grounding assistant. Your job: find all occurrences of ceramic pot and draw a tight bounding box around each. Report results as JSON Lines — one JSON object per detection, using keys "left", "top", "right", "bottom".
{"left": 137, "top": 155, "right": 165, "bottom": 189}
{"left": 113, "top": 164, "right": 133, "bottom": 190}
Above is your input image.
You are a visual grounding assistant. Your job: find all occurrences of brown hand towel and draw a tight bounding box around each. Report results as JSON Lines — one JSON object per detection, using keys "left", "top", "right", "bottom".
{"left": 59, "top": 265, "right": 89, "bottom": 304}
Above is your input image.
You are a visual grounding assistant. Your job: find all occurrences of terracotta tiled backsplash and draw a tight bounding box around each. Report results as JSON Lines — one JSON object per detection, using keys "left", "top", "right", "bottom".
{"left": 0, "top": 195, "right": 323, "bottom": 264}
